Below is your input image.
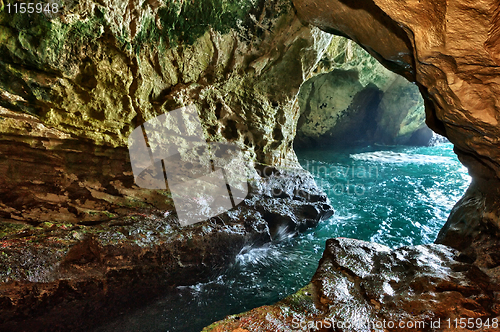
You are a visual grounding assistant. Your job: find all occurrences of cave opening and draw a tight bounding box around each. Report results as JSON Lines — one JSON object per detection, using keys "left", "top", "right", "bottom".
{"left": 294, "top": 35, "right": 472, "bottom": 248}
{"left": 2, "top": 0, "right": 498, "bottom": 329}
{"left": 95, "top": 37, "right": 472, "bottom": 332}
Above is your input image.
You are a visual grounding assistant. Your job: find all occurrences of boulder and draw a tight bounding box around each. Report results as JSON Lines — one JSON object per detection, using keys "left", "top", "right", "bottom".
{"left": 203, "top": 238, "right": 500, "bottom": 332}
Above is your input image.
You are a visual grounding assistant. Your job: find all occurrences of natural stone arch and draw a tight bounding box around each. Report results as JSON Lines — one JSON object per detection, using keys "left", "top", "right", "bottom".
{"left": 205, "top": 4, "right": 500, "bottom": 328}
{"left": 292, "top": 0, "right": 500, "bottom": 266}
{"left": 294, "top": 36, "right": 432, "bottom": 149}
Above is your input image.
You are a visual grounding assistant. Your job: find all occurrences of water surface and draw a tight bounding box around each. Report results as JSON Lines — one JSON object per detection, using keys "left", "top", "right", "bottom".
{"left": 96, "top": 142, "right": 470, "bottom": 332}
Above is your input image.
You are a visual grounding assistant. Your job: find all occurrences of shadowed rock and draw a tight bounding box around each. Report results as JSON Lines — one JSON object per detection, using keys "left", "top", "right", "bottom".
{"left": 204, "top": 238, "right": 499, "bottom": 332}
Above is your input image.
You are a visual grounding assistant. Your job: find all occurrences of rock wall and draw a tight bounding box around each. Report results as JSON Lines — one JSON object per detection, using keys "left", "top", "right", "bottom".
{"left": 2, "top": 0, "right": 499, "bottom": 329}
{"left": 0, "top": 0, "right": 337, "bottom": 329}
{"left": 0, "top": 0, "right": 334, "bottom": 225}
{"left": 293, "top": 0, "right": 500, "bottom": 267}
{"left": 295, "top": 36, "right": 432, "bottom": 148}
{"left": 205, "top": 238, "right": 499, "bottom": 332}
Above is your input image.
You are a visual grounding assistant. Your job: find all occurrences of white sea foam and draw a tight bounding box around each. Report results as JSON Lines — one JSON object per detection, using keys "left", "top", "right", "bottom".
{"left": 349, "top": 151, "right": 453, "bottom": 164}
{"left": 235, "top": 245, "right": 278, "bottom": 266}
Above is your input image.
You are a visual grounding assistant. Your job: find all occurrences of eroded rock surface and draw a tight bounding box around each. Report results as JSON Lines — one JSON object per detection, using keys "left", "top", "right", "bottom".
{"left": 204, "top": 238, "right": 500, "bottom": 332}
{"left": 204, "top": 1, "right": 500, "bottom": 330}
{"left": 0, "top": 0, "right": 336, "bottom": 329}
{"left": 295, "top": 36, "right": 431, "bottom": 148}
{"left": 292, "top": 0, "right": 500, "bottom": 284}
{"left": 0, "top": 168, "right": 332, "bottom": 331}
{"left": 0, "top": 0, "right": 333, "bottom": 225}
{"left": 203, "top": 1, "right": 500, "bottom": 328}
{"left": 292, "top": 0, "right": 500, "bottom": 176}
{"left": 2, "top": 0, "right": 500, "bottom": 330}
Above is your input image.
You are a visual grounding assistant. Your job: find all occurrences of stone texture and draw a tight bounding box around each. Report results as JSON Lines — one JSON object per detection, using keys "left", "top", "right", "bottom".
{"left": 0, "top": 0, "right": 336, "bottom": 328}
{"left": 2, "top": 0, "right": 500, "bottom": 330}
{"left": 292, "top": 0, "right": 500, "bottom": 283}
{"left": 204, "top": 238, "right": 500, "bottom": 332}
{"left": 313, "top": 36, "right": 402, "bottom": 90}
{"left": 0, "top": 0, "right": 333, "bottom": 225}
{"left": 0, "top": 168, "right": 332, "bottom": 330}
{"left": 295, "top": 36, "right": 431, "bottom": 148}
{"left": 204, "top": 1, "right": 500, "bottom": 330}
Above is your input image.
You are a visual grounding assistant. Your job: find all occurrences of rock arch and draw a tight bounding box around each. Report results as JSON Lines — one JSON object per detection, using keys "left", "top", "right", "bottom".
{"left": 293, "top": 0, "right": 500, "bottom": 264}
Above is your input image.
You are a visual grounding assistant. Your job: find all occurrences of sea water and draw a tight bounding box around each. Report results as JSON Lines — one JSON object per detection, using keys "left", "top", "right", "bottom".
{"left": 96, "top": 142, "right": 471, "bottom": 332}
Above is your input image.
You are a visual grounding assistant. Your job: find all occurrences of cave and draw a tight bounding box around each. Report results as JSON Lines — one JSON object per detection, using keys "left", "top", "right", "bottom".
{"left": 0, "top": 0, "right": 499, "bottom": 331}
{"left": 294, "top": 36, "right": 434, "bottom": 150}
{"left": 294, "top": 35, "right": 471, "bottom": 249}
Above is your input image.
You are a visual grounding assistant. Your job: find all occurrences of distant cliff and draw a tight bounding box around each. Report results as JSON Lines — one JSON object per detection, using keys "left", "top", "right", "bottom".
{"left": 296, "top": 36, "right": 432, "bottom": 148}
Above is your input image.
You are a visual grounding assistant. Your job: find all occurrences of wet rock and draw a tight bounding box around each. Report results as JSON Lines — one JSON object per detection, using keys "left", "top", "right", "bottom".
{"left": 311, "top": 239, "right": 499, "bottom": 329}
{"left": 204, "top": 238, "right": 500, "bottom": 332}
{"left": 0, "top": 0, "right": 332, "bottom": 225}
{"left": 292, "top": 0, "right": 500, "bottom": 314}
{"left": 437, "top": 180, "right": 500, "bottom": 287}
{"left": 0, "top": 1, "right": 335, "bottom": 328}
{"left": 0, "top": 167, "right": 332, "bottom": 330}
{"left": 246, "top": 168, "right": 333, "bottom": 237}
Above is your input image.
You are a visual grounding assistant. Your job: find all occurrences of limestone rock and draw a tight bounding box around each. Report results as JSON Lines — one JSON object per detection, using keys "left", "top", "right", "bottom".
{"left": 314, "top": 36, "right": 401, "bottom": 90}
{"left": 292, "top": 0, "right": 500, "bottom": 284}
{"left": 0, "top": 168, "right": 333, "bottom": 330}
{"left": 204, "top": 238, "right": 500, "bottom": 332}
{"left": 295, "top": 36, "right": 431, "bottom": 148}
{"left": 203, "top": 1, "right": 500, "bottom": 330}
{"left": 0, "top": 0, "right": 336, "bottom": 328}
{"left": 0, "top": 0, "right": 332, "bottom": 225}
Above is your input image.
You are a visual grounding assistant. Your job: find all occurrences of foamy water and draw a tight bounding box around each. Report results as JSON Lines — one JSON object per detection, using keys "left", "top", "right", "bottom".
{"left": 95, "top": 142, "right": 471, "bottom": 332}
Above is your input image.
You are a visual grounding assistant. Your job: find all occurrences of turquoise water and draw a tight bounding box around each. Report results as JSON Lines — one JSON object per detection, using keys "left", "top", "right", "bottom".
{"left": 97, "top": 142, "right": 470, "bottom": 332}
{"left": 298, "top": 142, "right": 471, "bottom": 248}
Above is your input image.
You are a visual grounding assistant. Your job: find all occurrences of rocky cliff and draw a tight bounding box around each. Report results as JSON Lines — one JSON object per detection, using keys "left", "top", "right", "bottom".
{"left": 295, "top": 36, "right": 432, "bottom": 148}
{"left": 0, "top": 0, "right": 334, "bottom": 224}
{"left": 0, "top": 0, "right": 337, "bottom": 329}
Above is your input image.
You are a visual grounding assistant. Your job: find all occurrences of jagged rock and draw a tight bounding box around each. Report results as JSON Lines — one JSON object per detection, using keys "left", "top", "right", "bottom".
{"left": 0, "top": 168, "right": 332, "bottom": 330}
{"left": 292, "top": 0, "right": 500, "bottom": 290}
{"left": 2, "top": 0, "right": 500, "bottom": 330}
{"left": 0, "top": 0, "right": 332, "bottom": 225}
{"left": 0, "top": 0, "right": 335, "bottom": 329}
{"left": 202, "top": 1, "right": 500, "bottom": 330}
{"left": 204, "top": 238, "right": 500, "bottom": 332}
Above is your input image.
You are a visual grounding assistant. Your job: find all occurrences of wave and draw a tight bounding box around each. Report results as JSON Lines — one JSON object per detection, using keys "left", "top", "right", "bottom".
{"left": 429, "top": 133, "right": 450, "bottom": 146}
{"left": 349, "top": 151, "right": 453, "bottom": 164}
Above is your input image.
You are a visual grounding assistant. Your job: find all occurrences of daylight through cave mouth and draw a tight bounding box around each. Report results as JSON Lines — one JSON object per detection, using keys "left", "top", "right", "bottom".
{"left": 95, "top": 37, "right": 472, "bottom": 332}
{"left": 294, "top": 35, "right": 471, "bottom": 248}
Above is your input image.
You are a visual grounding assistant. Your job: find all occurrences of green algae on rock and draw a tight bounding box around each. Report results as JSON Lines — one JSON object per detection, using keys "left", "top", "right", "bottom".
{"left": 0, "top": 0, "right": 336, "bottom": 329}
{"left": 0, "top": 0, "right": 332, "bottom": 224}
{"left": 200, "top": 0, "right": 500, "bottom": 329}
{"left": 293, "top": 0, "right": 500, "bottom": 316}
{"left": 295, "top": 37, "right": 431, "bottom": 148}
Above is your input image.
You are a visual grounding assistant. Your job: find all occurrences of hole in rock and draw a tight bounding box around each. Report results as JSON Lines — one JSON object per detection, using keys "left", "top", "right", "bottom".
{"left": 95, "top": 37, "right": 472, "bottom": 332}
{"left": 294, "top": 36, "right": 471, "bottom": 248}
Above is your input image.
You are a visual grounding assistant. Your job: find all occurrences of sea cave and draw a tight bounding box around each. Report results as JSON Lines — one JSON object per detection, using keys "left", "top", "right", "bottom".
{"left": 0, "top": 0, "right": 499, "bottom": 331}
